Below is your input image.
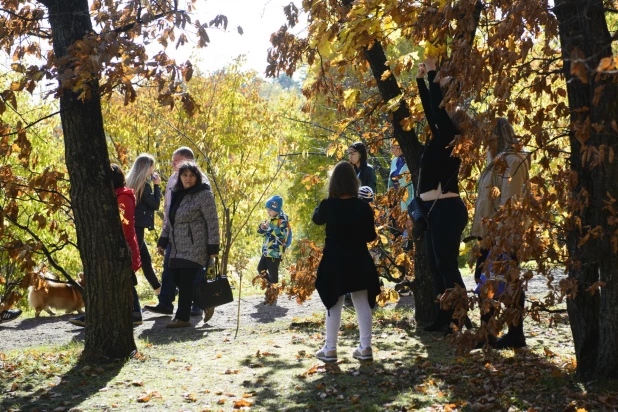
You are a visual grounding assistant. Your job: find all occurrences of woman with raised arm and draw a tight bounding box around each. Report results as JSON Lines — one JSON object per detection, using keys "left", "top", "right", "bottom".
{"left": 414, "top": 58, "right": 470, "bottom": 332}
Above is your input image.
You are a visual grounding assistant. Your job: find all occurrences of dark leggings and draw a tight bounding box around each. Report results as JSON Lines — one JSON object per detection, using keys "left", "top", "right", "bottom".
{"left": 171, "top": 267, "right": 199, "bottom": 322}
{"left": 135, "top": 226, "right": 161, "bottom": 290}
{"left": 257, "top": 256, "right": 281, "bottom": 284}
{"left": 423, "top": 197, "right": 468, "bottom": 296}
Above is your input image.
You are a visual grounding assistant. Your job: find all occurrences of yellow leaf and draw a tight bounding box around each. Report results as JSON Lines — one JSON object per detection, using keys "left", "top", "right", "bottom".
{"left": 380, "top": 70, "right": 392, "bottom": 81}
{"left": 343, "top": 89, "right": 359, "bottom": 109}
{"left": 317, "top": 38, "right": 332, "bottom": 58}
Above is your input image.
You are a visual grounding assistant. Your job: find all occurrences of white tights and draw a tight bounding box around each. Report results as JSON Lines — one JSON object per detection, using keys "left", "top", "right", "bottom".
{"left": 325, "top": 290, "right": 372, "bottom": 350}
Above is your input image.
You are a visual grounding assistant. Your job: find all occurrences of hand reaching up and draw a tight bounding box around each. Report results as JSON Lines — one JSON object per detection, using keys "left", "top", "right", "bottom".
{"left": 416, "top": 63, "right": 426, "bottom": 79}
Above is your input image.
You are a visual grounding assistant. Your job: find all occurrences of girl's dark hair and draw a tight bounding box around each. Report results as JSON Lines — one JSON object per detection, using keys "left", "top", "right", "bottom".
{"left": 110, "top": 163, "right": 126, "bottom": 189}
{"left": 174, "top": 161, "right": 203, "bottom": 191}
{"left": 328, "top": 161, "right": 360, "bottom": 198}
{"left": 349, "top": 142, "right": 368, "bottom": 166}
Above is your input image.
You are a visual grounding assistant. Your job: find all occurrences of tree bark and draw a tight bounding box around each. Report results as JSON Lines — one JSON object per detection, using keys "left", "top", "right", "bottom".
{"left": 42, "top": 0, "right": 136, "bottom": 359}
{"left": 363, "top": 41, "right": 435, "bottom": 323}
{"left": 554, "top": 0, "right": 618, "bottom": 379}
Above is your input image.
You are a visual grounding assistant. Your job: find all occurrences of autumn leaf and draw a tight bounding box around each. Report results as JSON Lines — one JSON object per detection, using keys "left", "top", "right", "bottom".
{"left": 343, "top": 89, "right": 359, "bottom": 109}
{"left": 233, "top": 399, "right": 254, "bottom": 408}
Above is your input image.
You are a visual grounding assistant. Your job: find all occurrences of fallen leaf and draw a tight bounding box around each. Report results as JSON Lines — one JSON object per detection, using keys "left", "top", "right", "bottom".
{"left": 137, "top": 395, "right": 151, "bottom": 403}
{"left": 183, "top": 393, "right": 198, "bottom": 402}
{"left": 544, "top": 347, "right": 556, "bottom": 357}
{"left": 217, "top": 398, "right": 226, "bottom": 405}
{"left": 233, "top": 399, "right": 253, "bottom": 408}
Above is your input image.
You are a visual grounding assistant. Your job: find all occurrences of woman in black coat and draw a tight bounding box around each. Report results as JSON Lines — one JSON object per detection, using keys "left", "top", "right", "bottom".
{"left": 126, "top": 154, "right": 162, "bottom": 293}
{"left": 348, "top": 142, "right": 377, "bottom": 193}
{"left": 313, "top": 161, "right": 380, "bottom": 363}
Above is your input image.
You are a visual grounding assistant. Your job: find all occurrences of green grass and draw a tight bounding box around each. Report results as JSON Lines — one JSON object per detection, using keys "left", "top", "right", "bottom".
{"left": 2, "top": 305, "right": 617, "bottom": 411}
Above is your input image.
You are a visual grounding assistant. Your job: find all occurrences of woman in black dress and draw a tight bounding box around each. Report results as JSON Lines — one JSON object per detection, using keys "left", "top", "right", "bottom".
{"left": 313, "top": 162, "right": 380, "bottom": 362}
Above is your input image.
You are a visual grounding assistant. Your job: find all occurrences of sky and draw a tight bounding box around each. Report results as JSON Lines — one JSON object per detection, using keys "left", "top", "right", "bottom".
{"left": 174, "top": 0, "right": 306, "bottom": 77}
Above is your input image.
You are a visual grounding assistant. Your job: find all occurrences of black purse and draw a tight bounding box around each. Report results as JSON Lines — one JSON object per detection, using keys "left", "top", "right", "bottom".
{"left": 407, "top": 167, "right": 456, "bottom": 233}
{"left": 407, "top": 168, "right": 438, "bottom": 233}
{"left": 193, "top": 257, "right": 234, "bottom": 309}
{"left": 407, "top": 196, "right": 433, "bottom": 232}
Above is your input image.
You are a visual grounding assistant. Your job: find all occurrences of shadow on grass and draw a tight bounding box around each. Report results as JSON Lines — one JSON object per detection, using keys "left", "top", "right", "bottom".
{"left": 0, "top": 348, "right": 125, "bottom": 412}
{"left": 249, "top": 302, "right": 290, "bottom": 323}
{"left": 1, "top": 313, "right": 83, "bottom": 332}
{"left": 136, "top": 315, "right": 226, "bottom": 345}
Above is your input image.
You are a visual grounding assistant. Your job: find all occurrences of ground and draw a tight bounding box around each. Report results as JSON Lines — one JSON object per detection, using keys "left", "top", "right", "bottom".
{"left": 1, "top": 273, "right": 617, "bottom": 411}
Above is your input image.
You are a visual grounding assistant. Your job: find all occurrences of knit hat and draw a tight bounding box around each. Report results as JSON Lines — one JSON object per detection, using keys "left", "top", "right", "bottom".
{"left": 265, "top": 195, "right": 283, "bottom": 213}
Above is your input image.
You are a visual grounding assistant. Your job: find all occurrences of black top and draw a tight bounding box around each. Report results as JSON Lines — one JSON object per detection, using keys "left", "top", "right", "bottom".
{"left": 354, "top": 163, "right": 377, "bottom": 193}
{"left": 134, "top": 182, "right": 161, "bottom": 229}
{"left": 416, "top": 70, "right": 461, "bottom": 195}
{"left": 312, "top": 197, "right": 381, "bottom": 310}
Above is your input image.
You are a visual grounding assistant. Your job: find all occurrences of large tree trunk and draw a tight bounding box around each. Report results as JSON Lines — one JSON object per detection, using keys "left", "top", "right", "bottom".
{"left": 554, "top": 0, "right": 618, "bottom": 379}
{"left": 43, "top": 0, "right": 136, "bottom": 359}
{"left": 363, "top": 41, "right": 435, "bottom": 323}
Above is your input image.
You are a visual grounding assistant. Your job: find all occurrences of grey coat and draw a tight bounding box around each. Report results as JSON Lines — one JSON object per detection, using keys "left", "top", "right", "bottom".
{"left": 158, "top": 183, "right": 220, "bottom": 268}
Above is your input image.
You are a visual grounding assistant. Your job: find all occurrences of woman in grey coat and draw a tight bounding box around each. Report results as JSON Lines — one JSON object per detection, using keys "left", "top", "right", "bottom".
{"left": 157, "top": 162, "right": 220, "bottom": 328}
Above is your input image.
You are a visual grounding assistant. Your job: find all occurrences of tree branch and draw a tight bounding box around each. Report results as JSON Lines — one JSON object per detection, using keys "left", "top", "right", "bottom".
{"left": 2, "top": 212, "right": 83, "bottom": 293}
{"left": 0, "top": 110, "right": 61, "bottom": 137}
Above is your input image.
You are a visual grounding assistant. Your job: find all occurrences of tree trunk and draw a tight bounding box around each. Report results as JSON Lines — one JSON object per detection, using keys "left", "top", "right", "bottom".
{"left": 554, "top": 0, "right": 618, "bottom": 379}
{"left": 363, "top": 41, "right": 435, "bottom": 323}
{"left": 43, "top": 0, "right": 136, "bottom": 359}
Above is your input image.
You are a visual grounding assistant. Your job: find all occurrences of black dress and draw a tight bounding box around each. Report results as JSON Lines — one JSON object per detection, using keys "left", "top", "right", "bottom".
{"left": 312, "top": 197, "right": 380, "bottom": 310}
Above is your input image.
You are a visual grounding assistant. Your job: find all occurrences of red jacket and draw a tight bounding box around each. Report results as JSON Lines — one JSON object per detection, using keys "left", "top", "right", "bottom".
{"left": 116, "top": 187, "right": 142, "bottom": 272}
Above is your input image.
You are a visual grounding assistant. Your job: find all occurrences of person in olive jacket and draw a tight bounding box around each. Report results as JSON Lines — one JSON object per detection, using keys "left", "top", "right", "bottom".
{"left": 126, "top": 154, "right": 162, "bottom": 293}
{"left": 157, "top": 162, "right": 220, "bottom": 328}
{"left": 313, "top": 161, "right": 380, "bottom": 363}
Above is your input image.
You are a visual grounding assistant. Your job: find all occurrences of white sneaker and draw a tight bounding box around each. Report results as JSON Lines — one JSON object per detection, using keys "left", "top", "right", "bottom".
{"left": 353, "top": 346, "right": 373, "bottom": 361}
{"left": 316, "top": 346, "right": 337, "bottom": 362}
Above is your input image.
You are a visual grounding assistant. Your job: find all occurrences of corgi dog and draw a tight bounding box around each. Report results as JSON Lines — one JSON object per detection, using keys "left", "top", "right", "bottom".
{"left": 28, "top": 273, "right": 85, "bottom": 317}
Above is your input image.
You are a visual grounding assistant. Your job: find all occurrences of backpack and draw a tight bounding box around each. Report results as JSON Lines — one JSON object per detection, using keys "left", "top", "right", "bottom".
{"left": 284, "top": 222, "right": 293, "bottom": 251}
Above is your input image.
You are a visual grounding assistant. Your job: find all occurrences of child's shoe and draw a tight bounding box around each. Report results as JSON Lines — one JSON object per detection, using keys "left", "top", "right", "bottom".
{"left": 352, "top": 345, "right": 373, "bottom": 361}
{"left": 316, "top": 345, "right": 337, "bottom": 362}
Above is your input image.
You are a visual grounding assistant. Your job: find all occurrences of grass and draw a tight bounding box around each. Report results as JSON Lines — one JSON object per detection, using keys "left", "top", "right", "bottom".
{"left": 2, "top": 302, "right": 617, "bottom": 412}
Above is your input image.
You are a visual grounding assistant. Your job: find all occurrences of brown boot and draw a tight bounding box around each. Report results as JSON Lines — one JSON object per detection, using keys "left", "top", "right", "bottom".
{"left": 166, "top": 319, "right": 192, "bottom": 328}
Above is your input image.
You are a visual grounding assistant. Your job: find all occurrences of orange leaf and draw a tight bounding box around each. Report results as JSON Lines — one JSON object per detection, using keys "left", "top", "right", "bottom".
{"left": 233, "top": 399, "right": 254, "bottom": 408}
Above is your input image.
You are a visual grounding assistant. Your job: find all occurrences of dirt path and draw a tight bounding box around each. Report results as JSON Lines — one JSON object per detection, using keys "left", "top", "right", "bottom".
{"left": 0, "top": 272, "right": 564, "bottom": 352}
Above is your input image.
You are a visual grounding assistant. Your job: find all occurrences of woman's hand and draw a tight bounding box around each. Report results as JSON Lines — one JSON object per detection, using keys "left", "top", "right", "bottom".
{"left": 154, "top": 287, "right": 161, "bottom": 295}
{"left": 416, "top": 63, "right": 426, "bottom": 79}
{"left": 424, "top": 57, "right": 437, "bottom": 72}
{"left": 157, "top": 246, "right": 165, "bottom": 256}
{"left": 152, "top": 172, "right": 161, "bottom": 185}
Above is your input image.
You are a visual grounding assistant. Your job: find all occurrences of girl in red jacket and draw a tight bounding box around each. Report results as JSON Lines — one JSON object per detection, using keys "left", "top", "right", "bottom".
{"left": 69, "top": 164, "right": 143, "bottom": 327}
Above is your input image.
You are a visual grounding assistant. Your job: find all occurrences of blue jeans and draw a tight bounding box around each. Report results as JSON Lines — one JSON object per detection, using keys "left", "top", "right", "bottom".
{"left": 157, "top": 244, "right": 176, "bottom": 310}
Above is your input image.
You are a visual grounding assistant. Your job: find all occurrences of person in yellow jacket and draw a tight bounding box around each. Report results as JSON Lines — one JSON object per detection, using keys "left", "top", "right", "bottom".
{"left": 466, "top": 117, "right": 530, "bottom": 349}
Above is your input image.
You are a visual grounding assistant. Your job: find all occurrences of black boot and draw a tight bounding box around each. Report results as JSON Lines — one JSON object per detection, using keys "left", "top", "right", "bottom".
{"left": 494, "top": 322, "right": 526, "bottom": 349}
{"left": 424, "top": 309, "right": 453, "bottom": 332}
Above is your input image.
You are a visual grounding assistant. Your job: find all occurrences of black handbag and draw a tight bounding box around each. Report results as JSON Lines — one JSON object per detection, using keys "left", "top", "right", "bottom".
{"left": 193, "top": 257, "right": 234, "bottom": 309}
{"left": 407, "top": 167, "right": 456, "bottom": 233}
{"left": 407, "top": 196, "right": 433, "bottom": 232}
